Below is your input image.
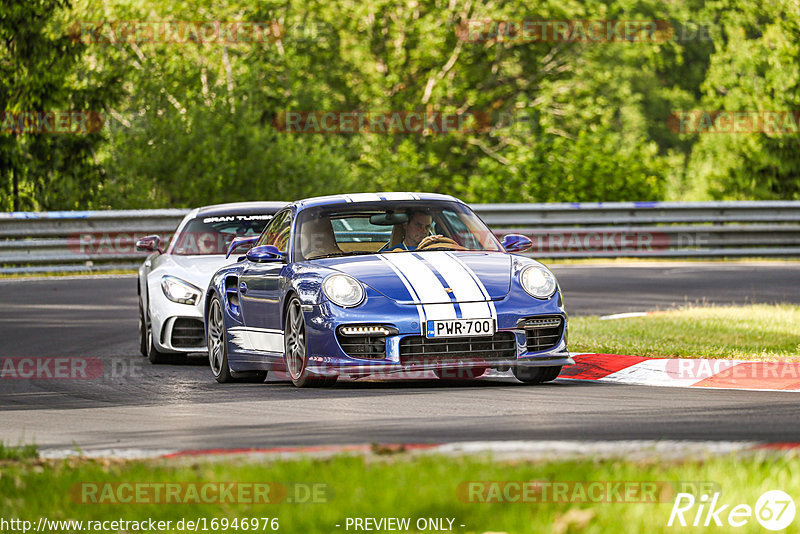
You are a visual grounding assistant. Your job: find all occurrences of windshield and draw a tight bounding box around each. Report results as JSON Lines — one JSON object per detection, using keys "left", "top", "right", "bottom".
{"left": 171, "top": 213, "right": 274, "bottom": 255}
{"left": 293, "top": 201, "right": 502, "bottom": 261}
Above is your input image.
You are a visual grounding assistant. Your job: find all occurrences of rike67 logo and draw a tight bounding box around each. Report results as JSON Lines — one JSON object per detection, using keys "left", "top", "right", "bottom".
{"left": 668, "top": 490, "right": 795, "bottom": 530}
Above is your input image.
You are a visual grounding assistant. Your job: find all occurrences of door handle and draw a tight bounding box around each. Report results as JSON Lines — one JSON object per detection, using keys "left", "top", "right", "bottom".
{"left": 239, "top": 282, "right": 248, "bottom": 295}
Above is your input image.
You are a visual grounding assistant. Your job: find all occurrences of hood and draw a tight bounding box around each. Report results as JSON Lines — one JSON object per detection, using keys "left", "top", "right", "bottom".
{"left": 154, "top": 254, "right": 235, "bottom": 290}
{"left": 317, "top": 251, "right": 511, "bottom": 303}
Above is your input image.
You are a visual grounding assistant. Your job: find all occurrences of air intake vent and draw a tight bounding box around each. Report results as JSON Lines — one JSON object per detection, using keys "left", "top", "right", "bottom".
{"left": 519, "top": 315, "right": 564, "bottom": 352}
{"left": 171, "top": 318, "right": 205, "bottom": 348}
{"left": 399, "top": 332, "right": 517, "bottom": 365}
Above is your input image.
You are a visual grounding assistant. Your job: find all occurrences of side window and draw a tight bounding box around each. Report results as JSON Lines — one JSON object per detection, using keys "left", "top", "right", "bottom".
{"left": 256, "top": 210, "right": 292, "bottom": 251}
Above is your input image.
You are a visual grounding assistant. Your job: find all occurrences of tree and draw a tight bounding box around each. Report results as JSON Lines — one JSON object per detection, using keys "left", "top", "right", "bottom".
{"left": 0, "top": 0, "right": 117, "bottom": 210}
{"left": 686, "top": 0, "right": 800, "bottom": 199}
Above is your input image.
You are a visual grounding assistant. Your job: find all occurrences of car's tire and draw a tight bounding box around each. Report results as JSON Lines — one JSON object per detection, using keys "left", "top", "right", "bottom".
{"left": 138, "top": 298, "right": 148, "bottom": 357}
{"left": 207, "top": 295, "right": 267, "bottom": 383}
{"left": 433, "top": 366, "right": 487, "bottom": 380}
{"left": 207, "top": 295, "right": 235, "bottom": 382}
{"left": 512, "top": 365, "right": 562, "bottom": 384}
{"left": 146, "top": 310, "right": 173, "bottom": 364}
{"left": 283, "top": 296, "right": 336, "bottom": 388}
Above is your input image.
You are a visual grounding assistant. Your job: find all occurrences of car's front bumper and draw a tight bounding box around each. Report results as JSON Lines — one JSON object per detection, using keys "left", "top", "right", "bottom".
{"left": 149, "top": 288, "right": 207, "bottom": 353}
{"left": 300, "top": 288, "right": 572, "bottom": 377}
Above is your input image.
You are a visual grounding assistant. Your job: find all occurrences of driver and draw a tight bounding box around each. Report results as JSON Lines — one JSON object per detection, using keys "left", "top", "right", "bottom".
{"left": 386, "top": 210, "right": 441, "bottom": 251}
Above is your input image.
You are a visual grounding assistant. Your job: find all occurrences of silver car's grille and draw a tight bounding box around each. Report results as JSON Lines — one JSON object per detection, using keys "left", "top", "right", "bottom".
{"left": 171, "top": 318, "right": 205, "bottom": 348}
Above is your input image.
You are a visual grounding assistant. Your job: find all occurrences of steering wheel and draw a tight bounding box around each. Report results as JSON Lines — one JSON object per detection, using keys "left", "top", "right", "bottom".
{"left": 414, "top": 235, "right": 466, "bottom": 251}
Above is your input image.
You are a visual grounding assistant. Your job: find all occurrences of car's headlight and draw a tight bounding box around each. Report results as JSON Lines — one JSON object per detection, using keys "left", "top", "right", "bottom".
{"left": 520, "top": 265, "right": 557, "bottom": 299}
{"left": 322, "top": 274, "right": 365, "bottom": 308}
{"left": 161, "top": 275, "right": 202, "bottom": 305}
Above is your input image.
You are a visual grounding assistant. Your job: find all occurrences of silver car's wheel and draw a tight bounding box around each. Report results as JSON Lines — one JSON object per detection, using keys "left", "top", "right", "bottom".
{"left": 208, "top": 296, "right": 233, "bottom": 382}
{"left": 138, "top": 298, "right": 148, "bottom": 357}
{"left": 146, "top": 310, "right": 172, "bottom": 364}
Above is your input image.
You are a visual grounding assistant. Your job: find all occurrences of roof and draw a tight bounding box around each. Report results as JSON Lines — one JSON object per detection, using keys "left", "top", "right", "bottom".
{"left": 194, "top": 201, "right": 288, "bottom": 217}
{"left": 295, "top": 192, "right": 460, "bottom": 209}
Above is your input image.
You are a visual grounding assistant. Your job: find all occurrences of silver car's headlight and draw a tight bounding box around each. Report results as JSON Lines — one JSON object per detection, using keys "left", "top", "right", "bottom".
{"left": 520, "top": 265, "right": 557, "bottom": 299}
{"left": 322, "top": 274, "right": 365, "bottom": 308}
{"left": 161, "top": 275, "right": 202, "bottom": 305}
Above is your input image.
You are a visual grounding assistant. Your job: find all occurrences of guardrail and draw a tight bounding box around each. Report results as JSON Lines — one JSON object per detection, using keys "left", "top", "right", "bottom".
{"left": 1, "top": 201, "right": 798, "bottom": 273}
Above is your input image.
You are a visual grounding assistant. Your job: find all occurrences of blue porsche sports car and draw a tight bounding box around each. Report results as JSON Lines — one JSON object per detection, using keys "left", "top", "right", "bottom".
{"left": 204, "top": 192, "right": 572, "bottom": 387}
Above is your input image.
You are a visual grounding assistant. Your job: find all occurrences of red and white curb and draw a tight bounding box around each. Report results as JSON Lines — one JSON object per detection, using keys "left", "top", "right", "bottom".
{"left": 562, "top": 353, "right": 800, "bottom": 392}
{"left": 37, "top": 440, "right": 800, "bottom": 461}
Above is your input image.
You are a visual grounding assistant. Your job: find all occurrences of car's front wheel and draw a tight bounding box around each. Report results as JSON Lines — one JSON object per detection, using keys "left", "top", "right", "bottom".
{"left": 284, "top": 297, "right": 337, "bottom": 388}
{"left": 138, "top": 298, "right": 148, "bottom": 357}
{"left": 512, "top": 365, "right": 562, "bottom": 384}
{"left": 208, "top": 296, "right": 235, "bottom": 383}
{"left": 145, "top": 309, "right": 173, "bottom": 364}
{"left": 208, "top": 295, "right": 266, "bottom": 384}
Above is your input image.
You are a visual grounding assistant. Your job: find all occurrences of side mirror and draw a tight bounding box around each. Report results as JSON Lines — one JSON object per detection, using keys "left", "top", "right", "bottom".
{"left": 246, "top": 245, "right": 284, "bottom": 263}
{"left": 136, "top": 235, "right": 161, "bottom": 253}
{"left": 226, "top": 236, "right": 259, "bottom": 259}
{"left": 501, "top": 234, "right": 532, "bottom": 254}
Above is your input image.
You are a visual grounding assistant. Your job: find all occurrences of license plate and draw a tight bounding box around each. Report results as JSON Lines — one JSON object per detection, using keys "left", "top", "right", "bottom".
{"left": 426, "top": 318, "right": 496, "bottom": 338}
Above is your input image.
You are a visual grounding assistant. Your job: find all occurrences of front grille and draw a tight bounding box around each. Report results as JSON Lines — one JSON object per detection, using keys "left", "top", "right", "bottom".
{"left": 520, "top": 315, "right": 564, "bottom": 352}
{"left": 171, "top": 318, "right": 205, "bottom": 348}
{"left": 399, "top": 332, "right": 517, "bottom": 365}
{"left": 337, "top": 335, "right": 387, "bottom": 360}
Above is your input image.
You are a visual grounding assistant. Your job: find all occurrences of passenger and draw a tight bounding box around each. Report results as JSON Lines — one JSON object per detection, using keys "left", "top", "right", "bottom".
{"left": 300, "top": 216, "right": 342, "bottom": 258}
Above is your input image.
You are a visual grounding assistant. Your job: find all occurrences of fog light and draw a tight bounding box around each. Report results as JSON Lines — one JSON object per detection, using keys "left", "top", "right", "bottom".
{"left": 339, "top": 325, "right": 398, "bottom": 337}
{"left": 519, "top": 317, "right": 562, "bottom": 329}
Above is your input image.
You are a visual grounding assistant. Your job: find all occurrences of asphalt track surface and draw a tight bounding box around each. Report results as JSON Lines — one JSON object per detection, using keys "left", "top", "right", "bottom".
{"left": 1, "top": 262, "right": 799, "bottom": 453}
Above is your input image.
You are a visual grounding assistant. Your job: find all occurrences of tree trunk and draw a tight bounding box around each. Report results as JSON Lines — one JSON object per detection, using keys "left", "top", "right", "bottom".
{"left": 12, "top": 165, "right": 19, "bottom": 211}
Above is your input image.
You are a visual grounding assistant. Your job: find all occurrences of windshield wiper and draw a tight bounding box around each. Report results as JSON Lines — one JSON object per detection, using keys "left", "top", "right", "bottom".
{"left": 311, "top": 251, "right": 376, "bottom": 260}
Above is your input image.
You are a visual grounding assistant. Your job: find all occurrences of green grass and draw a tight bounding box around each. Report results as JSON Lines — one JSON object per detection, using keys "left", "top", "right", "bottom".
{"left": 2, "top": 451, "right": 800, "bottom": 533}
{"left": 0, "top": 442, "right": 39, "bottom": 460}
{"left": 571, "top": 304, "right": 800, "bottom": 360}
{"left": 0, "top": 269, "right": 136, "bottom": 279}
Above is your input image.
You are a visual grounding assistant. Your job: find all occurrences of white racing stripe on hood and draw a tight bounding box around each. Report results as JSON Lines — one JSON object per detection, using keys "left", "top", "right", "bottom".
{"left": 380, "top": 253, "right": 456, "bottom": 321}
{"left": 446, "top": 251, "right": 498, "bottom": 319}
{"left": 422, "top": 252, "right": 494, "bottom": 320}
{"left": 376, "top": 255, "right": 425, "bottom": 327}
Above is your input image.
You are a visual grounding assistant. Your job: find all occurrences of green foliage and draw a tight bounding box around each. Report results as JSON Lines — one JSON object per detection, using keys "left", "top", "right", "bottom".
{"left": 3, "top": 0, "right": 800, "bottom": 208}
{"left": 0, "top": 0, "right": 117, "bottom": 211}
{"left": 685, "top": 0, "right": 800, "bottom": 200}
{"left": 0, "top": 441, "right": 38, "bottom": 460}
